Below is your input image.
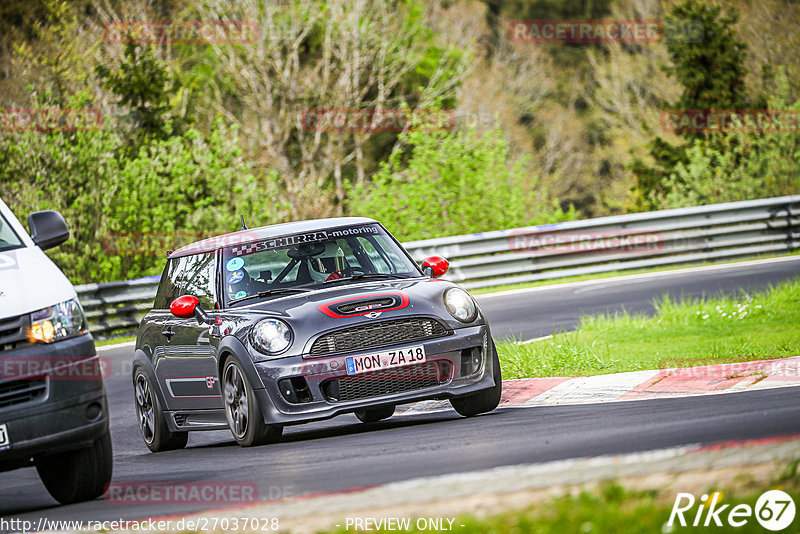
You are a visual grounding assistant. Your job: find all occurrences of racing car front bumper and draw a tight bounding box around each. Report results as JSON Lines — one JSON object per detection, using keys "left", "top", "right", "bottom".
{"left": 251, "top": 324, "right": 495, "bottom": 425}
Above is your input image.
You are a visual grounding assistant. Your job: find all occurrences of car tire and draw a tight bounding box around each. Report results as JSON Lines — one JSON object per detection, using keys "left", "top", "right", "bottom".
{"left": 133, "top": 369, "right": 188, "bottom": 452}
{"left": 354, "top": 405, "right": 395, "bottom": 423}
{"left": 450, "top": 340, "right": 503, "bottom": 417}
{"left": 222, "top": 357, "right": 283, "bottom": 447}
{"left": 35, "top": 430, "right": 113, "bottom": 504}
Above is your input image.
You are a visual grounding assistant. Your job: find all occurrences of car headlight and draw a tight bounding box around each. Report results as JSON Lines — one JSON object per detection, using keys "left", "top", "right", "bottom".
{"left": 251, "top": 319, "right": 293, "bottom": 355}
{"left": 29, "top": 298, "right": 87, "bottom": 343}
{"left": 444, "top": 288, "right": 477, "bottom": 323}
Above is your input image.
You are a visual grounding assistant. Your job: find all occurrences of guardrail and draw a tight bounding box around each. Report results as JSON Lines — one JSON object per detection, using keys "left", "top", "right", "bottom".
{"left": 77, "top": 195, "right": 800, "bottom": 337}
{"left": 77, "top": 277, "right": 159, "bottom": 339}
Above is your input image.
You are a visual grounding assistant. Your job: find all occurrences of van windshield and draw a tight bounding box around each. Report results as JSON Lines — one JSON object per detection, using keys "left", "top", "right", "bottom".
{"left": 0, "top": 212, "right": 24, "bottom": 252}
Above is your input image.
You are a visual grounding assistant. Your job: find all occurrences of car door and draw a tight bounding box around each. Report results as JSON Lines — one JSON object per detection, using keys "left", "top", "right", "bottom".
{"left": 155, "top": 252, "right": 223, "bottom": 411}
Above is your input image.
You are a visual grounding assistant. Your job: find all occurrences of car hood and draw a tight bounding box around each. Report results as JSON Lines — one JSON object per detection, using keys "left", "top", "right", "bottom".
{"left": 225, "top": 277, "right": 480, "bottom": 355}
{"left": 0, "top": 247, "right": 76, "bottom": 318}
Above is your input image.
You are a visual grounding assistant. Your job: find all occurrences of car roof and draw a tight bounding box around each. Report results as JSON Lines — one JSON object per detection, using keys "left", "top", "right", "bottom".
{"left": 168, "top": 217, "right": 379, "bottom": 258}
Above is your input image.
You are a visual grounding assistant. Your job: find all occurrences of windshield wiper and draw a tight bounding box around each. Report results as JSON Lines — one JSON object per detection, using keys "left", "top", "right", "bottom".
{"left": 324, "top": 273, "right": 412, "bottom": 284}
{"left": 229, "top": 287, "right": 311, "bottom": 305}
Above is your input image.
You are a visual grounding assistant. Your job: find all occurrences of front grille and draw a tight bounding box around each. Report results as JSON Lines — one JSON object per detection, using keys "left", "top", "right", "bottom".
{"left": 321, "top": 361, "right": 449, "bottom": 402}
{"left": 309, "top": 318, "right": 448, "bottom": 356}
{"left": 0, "top": 378, "right": 47, "bottom": 409}
{"left": 336, "top": 297, "right": 397, "bottom": 315}
{"left": 0, "top": 314, "right": 29, "bottom": 352}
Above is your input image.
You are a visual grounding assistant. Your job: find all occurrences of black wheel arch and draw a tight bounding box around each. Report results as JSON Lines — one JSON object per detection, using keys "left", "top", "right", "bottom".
{"left": 131, "top": 349, "right": 171, "bottom": 416}
{"left": 216, "top": 335, "right": 266, "bottom": 390}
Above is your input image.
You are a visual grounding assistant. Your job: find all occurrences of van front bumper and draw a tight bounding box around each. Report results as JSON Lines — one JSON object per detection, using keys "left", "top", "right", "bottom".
{"left": 0, "top": 333, "right": 109, "bottom": 472}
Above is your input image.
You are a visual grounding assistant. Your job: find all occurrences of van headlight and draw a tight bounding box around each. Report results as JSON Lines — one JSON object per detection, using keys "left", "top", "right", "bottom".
{"left": 29, "top": 298, "right": 87, "bottom": 343}
{"left": 444, "top": 288, "right": 478, "bottom": 323}
{"left": 251, "top": 319, "right": 293, "bottom": 355}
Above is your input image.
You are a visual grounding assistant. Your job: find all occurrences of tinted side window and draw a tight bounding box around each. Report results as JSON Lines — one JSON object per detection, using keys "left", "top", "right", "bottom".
{"left": 153, "top": 258, "right": 183, "bottom": 309}
{"left": 181, "top": 253, "right": 217, "bottom": 308}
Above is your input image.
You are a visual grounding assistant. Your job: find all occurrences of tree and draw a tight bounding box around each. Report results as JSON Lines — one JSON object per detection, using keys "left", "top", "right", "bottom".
{"left": 655, "top": 69, "right": 800, "bottom": 208}
{"left": 631, "top": 0, "right": 749, "bottom": 209}
{"left": 0, "top": 115, "right": 287, "bottom": 283}
{"left": 187, "top": 0, "right": 469, "bottom": 219}
{"left": 665, "top": 1, "right": 748, "bottom": 111}
{"left": 348, "top": 124, "right": 573, "bottom": 241}
{"left": 95, "top": 42, "right": 192, "bottom": 146}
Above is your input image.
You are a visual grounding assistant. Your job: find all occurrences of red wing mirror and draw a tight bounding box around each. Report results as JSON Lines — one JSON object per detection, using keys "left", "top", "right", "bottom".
{"left": 422, "top": 256, "right": 449, "bottom": 278}
{"left": 170, "top": 295, "right": 200, "bottom": 319}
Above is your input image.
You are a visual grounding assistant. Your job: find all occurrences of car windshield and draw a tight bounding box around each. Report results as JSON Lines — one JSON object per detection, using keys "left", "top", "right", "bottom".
{"left": 0, "top": 211, "right": 24, "bottom": 253}
{"left": 221, "top": 223, "right": 421, "bottom": 304}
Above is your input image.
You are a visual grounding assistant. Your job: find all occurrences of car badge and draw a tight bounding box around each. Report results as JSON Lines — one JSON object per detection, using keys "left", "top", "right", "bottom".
{"left": 364, "top": 312, "right": 382, "bottom": 319}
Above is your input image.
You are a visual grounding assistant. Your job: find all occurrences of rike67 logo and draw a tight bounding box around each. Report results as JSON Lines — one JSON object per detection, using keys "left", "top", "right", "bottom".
{"left": 668, "top": 490, "right": 796, "bottom": 531}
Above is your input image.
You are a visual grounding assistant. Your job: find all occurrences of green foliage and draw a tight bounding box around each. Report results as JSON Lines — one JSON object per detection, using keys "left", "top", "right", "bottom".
{"left": 95, "top": 43, "right": 191, "bottom": 146}
{"left": 655, "top": 70, "right": 800, "bottom": 208}
{"left": 497, "top": 277, "right": 800, "bottom": 378}
{"left": 0, "top": 119, "right": 286, "bottom": 284}
{"left": 630, "top": 138, "right": 690, "bottom": 210}
{"left": 179, "top": 0, "right": 470, "bottom": 216}
{"left": 348, "top": 125, "right": 574, "bottom": 242}
{"left": 0, "top": 31, "right": 288, "bottom": 285}
{"left": 10, "top": 0, "right": 99, "bottom": 106}
{"left": 657, "top": 131, "right": 800, "bottom": 208}
{"left": 632, "top": 0, "right": 752, "bottom": 209}
{"left": 665, "top": 0, "right": 748, "bottom": 111}
{"left": 3, "top": 0, "right": 798, "bottom": 287}
{"left": 0, "top": 118, "right": 119, "bottom": 281}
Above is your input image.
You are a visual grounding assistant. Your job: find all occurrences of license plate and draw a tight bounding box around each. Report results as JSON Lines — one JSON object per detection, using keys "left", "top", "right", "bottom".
{"left": 345, "top": 346, "right": 426, "bottom": 375}
{"left": 0, "top": 424, "right": 8, "bottom": 449}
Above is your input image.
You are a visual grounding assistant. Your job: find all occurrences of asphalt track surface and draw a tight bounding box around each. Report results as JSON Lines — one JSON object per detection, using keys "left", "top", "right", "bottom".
{"left": 1, "top": 257, "right": 799, "bottom": 525}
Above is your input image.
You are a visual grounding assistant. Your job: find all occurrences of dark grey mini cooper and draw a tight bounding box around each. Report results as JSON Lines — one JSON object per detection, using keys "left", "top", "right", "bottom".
{"left": 133, "top": 218, "right": 501, "bottom": 450}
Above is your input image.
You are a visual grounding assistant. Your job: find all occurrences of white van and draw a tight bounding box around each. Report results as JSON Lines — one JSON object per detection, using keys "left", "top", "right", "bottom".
{"left": 0, "top": 197, "right": 112, "bottom": 504}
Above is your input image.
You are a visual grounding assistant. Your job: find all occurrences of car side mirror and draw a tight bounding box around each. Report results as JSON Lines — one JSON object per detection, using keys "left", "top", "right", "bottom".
{"left": 170, "top": 295, "right": 215, "bottom": 325}
{"left": 422, "top": 256, "right": 449, "bottom": 278}
{"left": 28, "top": 210, "right": 69, "bottom": 250}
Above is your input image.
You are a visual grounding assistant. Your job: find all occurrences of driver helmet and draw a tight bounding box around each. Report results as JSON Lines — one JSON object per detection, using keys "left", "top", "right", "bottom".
{"left": 308, "top": 242, "right": 347, "bottom": 281}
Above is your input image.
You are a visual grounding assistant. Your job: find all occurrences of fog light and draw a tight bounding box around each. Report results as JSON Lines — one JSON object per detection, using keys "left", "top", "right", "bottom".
{"left": 460, "top": 347, "right": 482, "bottom": 376}
{"left": 278, "top": 377, "right": 313, "bottom": 403}
{"left": 85, "top": 402, "right": 103, "bottom": 421}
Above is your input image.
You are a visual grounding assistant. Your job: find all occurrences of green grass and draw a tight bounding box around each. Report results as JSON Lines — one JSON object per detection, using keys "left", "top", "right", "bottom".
{"left": 318, "top": 460, "right": 800, "bottom": 534}
{"left": 471, "top": 250, "right": 800, "bottom": 296}
{"left": 497, "top": 277, "right": 800, "bottom": 378}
